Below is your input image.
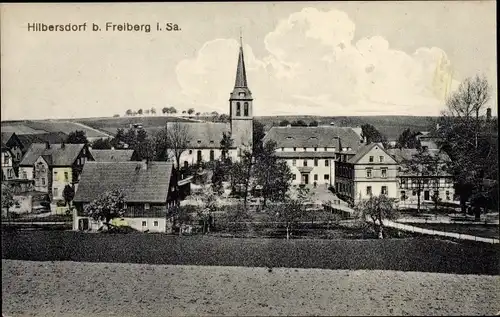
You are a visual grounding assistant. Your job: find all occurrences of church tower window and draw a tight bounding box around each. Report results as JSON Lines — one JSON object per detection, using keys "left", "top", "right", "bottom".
{"left": 236, "top": 102, "right": 241, "bottom": 116}
{"left": 244, "top": 102, "right": 249, "bottom": 116}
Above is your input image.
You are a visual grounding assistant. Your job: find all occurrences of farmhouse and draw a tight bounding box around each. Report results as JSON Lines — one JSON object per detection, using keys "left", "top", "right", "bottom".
{"left": 1, "top": 144, "right": 15, "bottom": 181}
{"left": 263, "top": 126, "right": 363, "bottom": 186}
{"left": 18, "top": 142, "right": 94, "bottom": 201}
{"left": 73, "top": 161, "right": 184, "bottom": 233}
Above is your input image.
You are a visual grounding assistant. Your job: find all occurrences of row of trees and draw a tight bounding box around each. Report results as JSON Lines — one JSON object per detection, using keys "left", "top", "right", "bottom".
{"left": 279, "top": 119, "right": 319, "bottom": 127}
{"left": 123, "top": 107, "right": 216, "bottom": 117}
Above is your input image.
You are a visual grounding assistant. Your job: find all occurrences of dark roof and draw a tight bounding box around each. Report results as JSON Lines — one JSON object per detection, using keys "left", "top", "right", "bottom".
{"left": 386, "top": 148, "right": 451, "bottom": 163}
{"left": 73, "top": 161, "right": 173, "bottom": 203}
{"left": 234, "top": 45, "right": 248, "bottom": 89}
{"left": 147, "top": 122, "right": 234, "bottom": 149}
{"left": 16, "top": 132, "right": 68, "bottom": 149}
{"left": 1, "top": 132, "right": 14, "bottom": 147}
{"left": 90, "top": 149, "right": 135, "bottom": 162}
{"left": 19, "top": 143, "right": 85, "bottom": 166}
{"left": 274, "top": 151, "right": 337, "bottom": 159}
{"left": 263, "top": 126, "right": 362, "bottom": 150}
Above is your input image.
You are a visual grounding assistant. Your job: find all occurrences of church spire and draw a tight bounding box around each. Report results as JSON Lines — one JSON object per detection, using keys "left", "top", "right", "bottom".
{"left": 234, "top": 33, "right": 248, "bottom": 89}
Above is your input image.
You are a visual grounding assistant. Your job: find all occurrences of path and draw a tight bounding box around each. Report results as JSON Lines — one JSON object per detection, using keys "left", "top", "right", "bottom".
{"left": 382, "top": 219, "right": 499, "bottom": 244}
{"left": 68, "top": 120, "right": 114, "bottom": 138}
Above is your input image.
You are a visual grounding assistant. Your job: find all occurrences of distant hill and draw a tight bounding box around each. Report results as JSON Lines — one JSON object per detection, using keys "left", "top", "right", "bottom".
{"left": 1, "top": 115, "right": 438, "bottom": 141}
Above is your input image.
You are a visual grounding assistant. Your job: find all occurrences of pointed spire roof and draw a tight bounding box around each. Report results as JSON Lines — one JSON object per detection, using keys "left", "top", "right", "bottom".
{"left": 234, "top": 39, "right": 248, "bottom": 88}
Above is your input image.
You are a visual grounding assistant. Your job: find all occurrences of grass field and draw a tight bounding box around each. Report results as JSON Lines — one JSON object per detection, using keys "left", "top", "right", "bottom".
{"left": 2, "top": 231, "right": 499, "bottom": 275}
{"left": 2, "top": 260, "right": 499, "bottom": 316}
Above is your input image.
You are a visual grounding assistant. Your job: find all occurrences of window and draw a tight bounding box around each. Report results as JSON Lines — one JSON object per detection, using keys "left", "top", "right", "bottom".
{"left": 142, "top": 221, "right": 147, "bottom": 227}
{"left": 236, "top": 102, "right": 241, "bottom": 116}
{"left": 3, "top": 154, "right": 9, "bottom": 164}
{"left": 244, "top": 102, "right": 249, "bottom": 116}
{"left": 197, "top": 150, "right": 202, "bottom": 162}
{"left": 324, "top": 174, "right": 329, "bottom": 180}
{"left": 379, "top": 156, "right": 384, "bottom": 163}
{"left": 189, "top": 150, "right": 193, "bottom": 155}
{"left": 183, "top": 161, "right": 188, "bottom": 169}
{"left": 16, "top": 153, "right": 20, "bottom": 160}
{"left": 303, "top": 147, "right": 307, "bottom": 151}
{"left": 303, "top": 160, "right": 308, "bottom": 167}
{"left": 366, "top": 186, "right": 372, "bottom": 196}
{"left": 281, "top": 147, "right": 284, "bottom": 151}
{"left": 401, "top": 178, "right": 406, "bottom": 185}
{"left": 64, "top": 172, "right": 69, "bottom": 181}
{"left": 292, "top": 159, "right": 296, "bottom": 166}
{"left": 381, "top": 168, "right": 387, "bottom": 178}
{"left": 381, "top": 186, "right": 388, "bottom": 195}
{"left": 145, "top": 203, "right": 150, "bottom": 210}
{"left": 314, "top": 174, "right": 318, "bottom": 181}
{"left": 197, "top": 140, "right": 202, "bottom": 145}
{"left": 292, "top": 174, "right": 296, "bottom": 180}
{"left": 154, "top": 221, "right": 159, "bottom": 227}
{"left": 42, "top": 178, "right": 46, "bottom": 186}
{"left": 401, "top": 191, "right": 406, "bottom": 200}
{"left": 446, "top": 191, "right": 450, "bottom": 200}
{"left": 239, "top": 92, "right": 246, "bottom": 97}
{"left": 314, "top": 147, "right": 317, "bottom": 151}
{"left": 369, "top": 156, "right": 374, "bottom": 162}
{"left": 366, "top": 168, "right": 372, "bottom": 178}
{"left": 324, "top": 147, "right": 327, "bottom": 151}
{"left": 293, "top": 147, "right": 296, "bottom": 152}
{"left": 53, "top": 188, "right": 58, "bottom": 197}
{"left": 22, "top": 171, "right": 27, "bottom": 179}
{"left": 314, "top": 159, "right": 318, "bottom": 167}
{"left": 210, "top": 150, "right": 215, "bottom": 161}
{"left": 325, "top": 160, "right": 329, "bottom": 167}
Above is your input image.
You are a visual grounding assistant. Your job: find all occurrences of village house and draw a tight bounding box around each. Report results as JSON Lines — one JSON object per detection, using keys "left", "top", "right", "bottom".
{"left": 387, "top": 148, "right": 455, "bottom": 206}
{"left": 335, "top": 143, "right": 400, "bottom": 205}
{"left": 1, "top": 145, "right": 15, "bottom": 181}
{"left": 1, "top": 132, "right": 24, "bottom": 170}
{"left": 263, "top": 126, "right": 363, "bottom": 186}
{"left": 18, "top": 142, "right": 94, "bottom": 201}
{"left": 72, "top": 161, "right": 186, "bottom": 233}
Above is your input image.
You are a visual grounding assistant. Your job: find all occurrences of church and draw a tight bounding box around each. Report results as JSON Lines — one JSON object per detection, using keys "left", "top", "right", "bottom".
{"left": 167, "top": 39, "right": 254, "bottom": 168}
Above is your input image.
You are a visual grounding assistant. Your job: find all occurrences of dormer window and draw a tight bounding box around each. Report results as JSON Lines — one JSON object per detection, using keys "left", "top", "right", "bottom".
{"left": 197, "top": 140, "right": 202, "bottom": 144}
{"left": 239, "top": 92, "right": 246, "bottom": 97}
{"left": 209, "top": 140, "right": 214, "bottom": 144}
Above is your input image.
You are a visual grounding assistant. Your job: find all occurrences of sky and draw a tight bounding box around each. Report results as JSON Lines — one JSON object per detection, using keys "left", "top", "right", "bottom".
{"left": 1, "top": 2, "right": 497, "bottom": 120}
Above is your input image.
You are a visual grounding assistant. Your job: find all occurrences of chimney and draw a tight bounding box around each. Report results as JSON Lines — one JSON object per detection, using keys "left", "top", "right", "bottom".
{"left": 45, "top": 141, "right": 50, "bottom": 149}
{"left": 486, "top": 108, "right": 492, "bottom": 121}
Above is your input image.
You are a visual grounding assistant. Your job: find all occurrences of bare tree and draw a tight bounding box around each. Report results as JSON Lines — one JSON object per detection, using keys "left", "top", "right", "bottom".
{"left": 355, "top": 194, "right": 398, "bottom": 239}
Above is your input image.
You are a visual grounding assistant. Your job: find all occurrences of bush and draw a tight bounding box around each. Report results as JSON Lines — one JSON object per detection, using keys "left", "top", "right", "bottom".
{"left": 56, "top": 200, "right": 67, "bottom": 207}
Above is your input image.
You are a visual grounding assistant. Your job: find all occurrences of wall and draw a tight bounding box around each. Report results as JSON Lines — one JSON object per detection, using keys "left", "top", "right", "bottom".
{"left": 278, "top": 147, "right": 337, "bottom": 152}
{"left": 33, "top": 157, "right": 50, "bottom": 193}
{"left": 73, "top": 213, "right": 170, "bottom": 233}
{"left": 354, "top": 181, "right": 399, "bottom": 202}
{"left": 285, "top": 157, "right": 335, "bottom": 185}
{"left": 52, "top": 167, "right": 73, "bottom": 201}
{"left": 175, "top": 148, "right": 239, "bottom": 167}
{"left": 397, "top": 177, "right": 456, "bottom": 205}
{"left": 11, "top": 194, "right": 32, "bottom": 214}
{"left": 19, "top": 167, "right": 33, "bottom": 180}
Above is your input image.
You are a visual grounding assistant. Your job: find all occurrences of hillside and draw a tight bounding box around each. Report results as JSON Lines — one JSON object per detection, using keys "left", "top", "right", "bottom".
{"left": 1, "top": 115, "right": 438, "bottom": 141}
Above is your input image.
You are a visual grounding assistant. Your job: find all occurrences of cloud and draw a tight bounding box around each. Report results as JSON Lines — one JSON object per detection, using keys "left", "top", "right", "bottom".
{"left": 175, "top": 7, "right": 461, "bottom": 116}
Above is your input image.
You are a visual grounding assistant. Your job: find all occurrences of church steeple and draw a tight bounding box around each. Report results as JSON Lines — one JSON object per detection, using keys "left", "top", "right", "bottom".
{"left": 234, "top": 35, "right": 248, "bottom": 88}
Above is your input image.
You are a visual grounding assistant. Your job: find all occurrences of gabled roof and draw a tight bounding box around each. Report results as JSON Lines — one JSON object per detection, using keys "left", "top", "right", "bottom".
{"left": 73, "top": 161, "right": 173, "bottom": 203}
{"left": 16, "top": 132, "right": 68, "bottom": 150}
{"left": 1, "top": 132, "right": 14, "bottom": 147}
{"left": 263, "top": 126, "right": 362, "bottom": 150}
{"left": 19, "top": 143, "right": 86, "bottom": 167}
{"left": 148, "top": 122, "right": 234, "bottom": 149}
{"left": 90, "top": 149, "right": 135, "bottom": 162}
{"left": 348, "top": 143, "right": 395, "bottom": 164}
{"left": 386, "top": 148, "right": 451, "bottom": 163}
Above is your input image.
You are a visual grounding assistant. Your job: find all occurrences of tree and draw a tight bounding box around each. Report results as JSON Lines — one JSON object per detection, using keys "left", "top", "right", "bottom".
{"left": 91, "top": 138, "right": 113, "bottom": 150}
{"left": 1, "top": 183, "right": 16, "bottom": 219}
{"left": 84, "top": 189, "right": 126, "bottom": 231}
{"left": 135, "top": 129, "right": 154, "bottom": 161}
{"left": 355, "top": 194, "right": 398, "bottom": 239}
{"left": 252, "top": 120, "right": 266, "bottom": 156}
{"left": 137, "top": 109, "right": 143, "bottom": 115}
{"left": 111, "top": 128, "right": 126, "bottom": 149}
{"left": 211, "top": 160, "right": 225, "bottom": 196}
{"left": 67, "top": 130, "right": 88, "bottom": 144}
{"left": 169, "top": 107, "right": 177, "bottom": 114}
{"left": 145, "top": 109, "right": 150, "bottom": 115}
{"left": 309, "top": 120, "right": 319, "bottom": 127}
{"left": 124, "top": 128, "right": 137, "bottom": 149}
{"left": 437, "top": 75, "right": 496, "bottom": 214}
{"left": 291, "top": 120, "right": 307, "bottom": 127}
{"left": 361, "top": 124, "right": 388, "bottom": 147}
{"left": 273, "top": 186, "right": 311, "bottom": 240}
{"left": 113, "top": 114, "right": 120, "bottom": 118}
{"left": 254, "top": 140, "right": 293, "bottom": 207}
{"left": 125, "top": 109, "right": 133, "bottom": 116}
{"left": 187, "top": 108, "right": 195, "bottom": 116}
{"left": 151, "top": 107, "right": 156, "bottom": 115}
{"left": 230, "top": 150, "right": 253, "bottom": 208}
{"left": 279, "top": 120, "right": 290, "bottom": 127}
{"left": 170, "top": 205, "right": 194, "bottom": 236}
{"left": 396, "top": 128, "right": 422, "bottom": 149}
{"left": 162, "top": 107, "right": 169, "bottom": 114}
{"left": 218, "top": 114, "right": 230, "bottom": 123}
{"left": 182, "top": 110, "right": 187, "bottom": 114}
{"left": 62, "top": 185, "right": 75, "bottom": 208}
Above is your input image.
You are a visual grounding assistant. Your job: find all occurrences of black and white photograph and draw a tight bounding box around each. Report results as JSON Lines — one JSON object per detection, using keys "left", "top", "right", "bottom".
{"left": 1, "top": 2, "right": 498, "bottom": 316}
